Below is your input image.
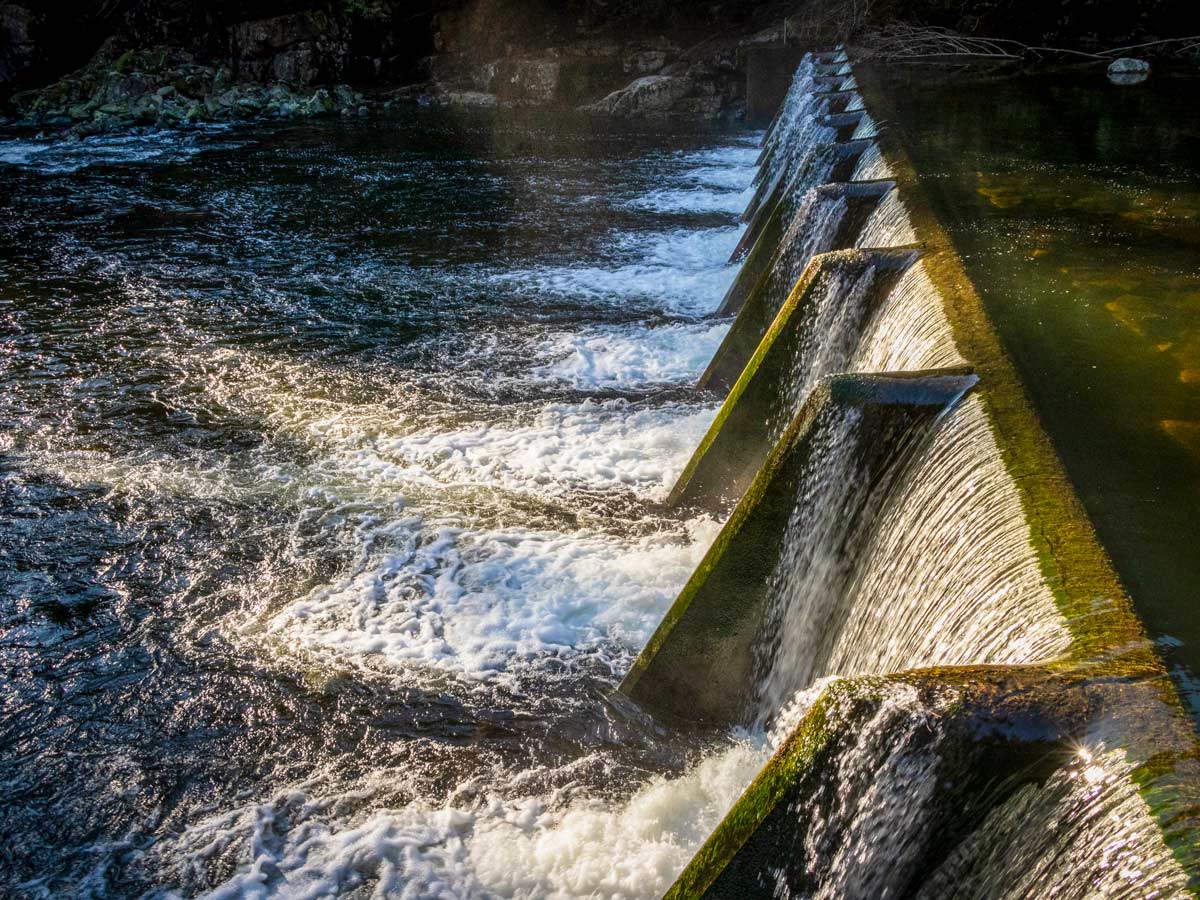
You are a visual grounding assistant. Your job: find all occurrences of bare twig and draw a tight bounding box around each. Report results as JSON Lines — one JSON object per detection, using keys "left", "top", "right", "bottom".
{"left": 1102, "top": 35, "right": 1200, "bottom": 56}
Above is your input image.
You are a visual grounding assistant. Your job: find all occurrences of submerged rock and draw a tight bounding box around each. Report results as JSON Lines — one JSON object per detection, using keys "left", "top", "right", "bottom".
{"left": 1108, "top": 57, "right": 1150, "bottom": 85}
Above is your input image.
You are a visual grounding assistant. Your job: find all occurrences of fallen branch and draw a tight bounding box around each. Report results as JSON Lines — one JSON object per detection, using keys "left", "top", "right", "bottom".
{"left": 854, "top": 24, "right": 1200, "bottom": 62}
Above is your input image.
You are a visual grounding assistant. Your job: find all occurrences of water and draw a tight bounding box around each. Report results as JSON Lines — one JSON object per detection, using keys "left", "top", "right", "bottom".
{"left": 854, "top": 186, "right": 916, "bottom": 249}
{"left": 877, "top": 66, "right": 1200, "bottom": 715}
{"left": 915, "top": 741, "right": 1193, "bottom": 900}
{"left": 742, "top": 187, "right": 850, "bottom": 320}
{"left": 747, "top": 378, "right": 1072, "bottom": 722}
{"left": 0, "top": 109, "right": 759, "bottom": 898}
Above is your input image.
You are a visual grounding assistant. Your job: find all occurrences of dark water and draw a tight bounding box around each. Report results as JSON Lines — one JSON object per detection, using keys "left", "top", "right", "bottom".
{"left": 879, "top": 66, "right": 1200, "bottom": 711}
{"left": 0, "top": 111, "right": 763, "bottom": 898}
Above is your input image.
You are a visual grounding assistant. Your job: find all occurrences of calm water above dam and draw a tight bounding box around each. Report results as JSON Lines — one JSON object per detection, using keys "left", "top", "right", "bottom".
{"left": 0, "top": 111, "right": 765, "bottom": 898}
{"left": 880, "top": 66, "right": 1200, "bottom": 706}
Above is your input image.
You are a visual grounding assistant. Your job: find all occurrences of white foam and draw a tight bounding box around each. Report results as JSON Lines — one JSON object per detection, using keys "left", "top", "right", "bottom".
{"left": 0, "top": 127, "right": 237, "bottom": 174}
{"left": 161, "top": 679, "right": 829, "bottom": 900}
{"left": 672, "top": 144, "right": 762, "bottom": 165}
{"left": 164, "top": 734, "right": 764, "bottom": 900}
{"left": 684, "top": 165, "right": 759, "bottom": 191}
{"left": 494, "top": 226, "right": 743, "bottom": 315}
{"left": 262, "top": 514, "right": 723, "bottom": 681}
{"left": 628, "top": 186, "right": 753, "bottom": 215}
{"left": 373, "top": 399, "right": 720, "bottom": 500}
{"left": 533, "top": 321, "right": 730, "bottom": 389}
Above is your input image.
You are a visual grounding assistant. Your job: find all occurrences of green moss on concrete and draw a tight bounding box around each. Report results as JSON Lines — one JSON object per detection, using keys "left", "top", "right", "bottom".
{"left": 667, "top": 666, "right": 1200, "bottom": 898}
{"left": 662, "top": 682, "right": 849, "bottom": 900}
{"left": 621, "top": 378, "right": 833, "bottom": 722}
{"left": 625, "top": 370, "right": 976, "bottom": 722}
{"left": 674, "top": 248, "right": 917, "bottom": 509}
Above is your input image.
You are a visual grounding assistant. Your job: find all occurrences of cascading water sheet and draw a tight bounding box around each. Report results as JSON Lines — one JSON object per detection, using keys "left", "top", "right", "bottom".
{"left": 855, "top": 186, "right": 918, "bottom": 248}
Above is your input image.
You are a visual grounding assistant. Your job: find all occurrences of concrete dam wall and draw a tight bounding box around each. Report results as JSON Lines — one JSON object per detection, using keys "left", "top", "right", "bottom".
{"left": 621, "top": 49, "right": 1200, "bottom": 899}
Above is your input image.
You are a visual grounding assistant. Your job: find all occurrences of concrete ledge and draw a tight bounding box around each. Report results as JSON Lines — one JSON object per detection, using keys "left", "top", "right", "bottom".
{"left": 678, "top": 249, "right": 918, "bottom": 508}
{"left": 622, "top": 370, "right": 976, "bottom": 723}
{"left": 665, "top": 668, "right": 1200, "bottom": 898}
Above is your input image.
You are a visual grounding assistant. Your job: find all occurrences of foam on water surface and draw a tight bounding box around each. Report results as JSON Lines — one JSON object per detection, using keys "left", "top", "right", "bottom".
{"left": 492, "top": 225, "right": 745, "bottom": 316}
{"left": 532, "top": 321, "right": 731, "bottom": 389}
{"left": 628, "top": 186, "right": 755, "bottom": 215}
{"left": 262, "top": 514, "right": 723, "bottom": 681}
{"left": 156, "top": 683, "right": 831, "bottom": 900}
{"left": 162, "top": 738, "right": 768, "bottom": 900}
{"left": 0, "top": 126, "right": 241, "bottom": 173}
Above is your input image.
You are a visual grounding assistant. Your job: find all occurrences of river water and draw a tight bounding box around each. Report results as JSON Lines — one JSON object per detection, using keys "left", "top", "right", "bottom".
{"left": 0, "top": 111, "right": 770, "bottom": 898}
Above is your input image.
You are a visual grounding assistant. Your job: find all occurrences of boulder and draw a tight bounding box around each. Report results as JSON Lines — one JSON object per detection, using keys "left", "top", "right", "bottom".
{"left": 229, "top": 11, "right": 347, "bottom": 87}
{"left": 442, "top": 90, "right": 497, "bottom": 108}
{"left": 624, "top": 49, "right": 667, "bottom": 74}
{"left": 493, "top": 58, "right": 560, "bottom": 103}
{"left": 1107, "top": 57, "right": 1150, "bottom": 85}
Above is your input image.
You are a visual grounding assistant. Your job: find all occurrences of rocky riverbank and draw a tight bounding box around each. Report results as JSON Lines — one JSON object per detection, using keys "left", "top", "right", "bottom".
{"left": 0, "top": 2, "right": 794, "bottom": 137}
{"left": 2, "top": 47, "right": 380, "bottom": 136}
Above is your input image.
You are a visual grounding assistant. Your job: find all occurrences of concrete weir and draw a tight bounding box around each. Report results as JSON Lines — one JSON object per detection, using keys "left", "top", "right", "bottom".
{"left": 623, "top": 48, "right": 1200, "bottom": 897}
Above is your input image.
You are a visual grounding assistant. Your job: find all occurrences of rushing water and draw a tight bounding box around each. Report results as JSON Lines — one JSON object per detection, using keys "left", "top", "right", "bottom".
{"left": 0, "top": 110, "right": 767, "bottom": 898}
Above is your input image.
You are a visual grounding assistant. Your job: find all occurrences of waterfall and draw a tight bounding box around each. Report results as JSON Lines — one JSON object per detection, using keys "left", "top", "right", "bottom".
{"left": 726, "top": 187, "right": 850, "bottom": 318}
{"left": 853, "top": 260, "right": 964, "bottom": 372}
{"left": 755, "top": 395, "right": 1072, "bottom": 721}
{"left": 852, "top": 142, "right": 890, "bottom": 180}
{"left": 695, "top": 683, "right": 1192, "bottom": 900}
{"left": 756, "top": 55, "right": 820, "bottom": 183}
{"left": 745, "top": 119, "right": 839, "bottom": 224}
{"left": 683, "top": 252, "right": 924, "bottom": 507}
{"left": 768, "top": 684, "right": 954, "bottom": 900}
{"left": 647, "top": 47, "right": 1196, "bottom": 900}
{"left": 855, "top": 186, "right": 917, "bottom": 248}
{"left": 914, "top": 742, "right": 1192, "bottom": 900}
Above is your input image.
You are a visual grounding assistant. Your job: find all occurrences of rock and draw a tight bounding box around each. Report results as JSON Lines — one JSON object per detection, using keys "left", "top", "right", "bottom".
{"left": 1108, "top": 57, "right": 1150, "bottom": 85}
{"left": 585, "top": 75, "right": 693, "bottom": 116}
{"left": 303, "top": 88, "right": 335, "bottom": 115}
{"left": 230, "top": 11, "right": 346, "bottom": 87}
{"left": 270, "top": 44, "right": 318, "bottom": 85}
{"left": 497, "top": 59, "right": 560, "bottom": 102}
{"left": 625, "top": 50, "right": 667, "bottom": 74}
{"left": 0, "top": 4, "right": 37, "bottom": 86}
{"left": 130, "top": 94, "right": 157, "bottom": 123}
{"left": 474, "top": 61, "right": 498, "bottom": 91}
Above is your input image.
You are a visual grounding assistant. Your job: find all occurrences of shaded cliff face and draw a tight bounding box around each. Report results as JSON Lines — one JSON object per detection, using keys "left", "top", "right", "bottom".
{"left": 2, "top": 0, "right": 1198, "bottom": 120}
{"left": 0, "top": 0, "right": 448, "bottom": 101}
{"left": 0, "top": 0, "right": 776, "bottom": 124}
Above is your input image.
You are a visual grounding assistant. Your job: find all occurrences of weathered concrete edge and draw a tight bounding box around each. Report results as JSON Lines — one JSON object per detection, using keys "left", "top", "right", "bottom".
{"left": 677, "top": 252, "right": 834, "bottom": 504}
{"left": 620, "top": 376, "right": 830, "bottom": 701}
{"left": 673, "top": 247, "right": 918, "bottom": 508}
{"left": 663, "top": 56, "right": 1200, "bottom": 898}
{"left": 665, "top": 666, "right": 1200, "bottom": 899}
